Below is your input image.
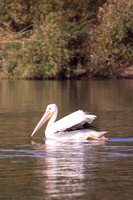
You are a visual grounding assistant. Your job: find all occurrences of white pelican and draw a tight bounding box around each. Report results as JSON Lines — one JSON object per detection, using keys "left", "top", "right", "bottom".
{"left": 31, "top": 104, "right": 107, "bottom": 140}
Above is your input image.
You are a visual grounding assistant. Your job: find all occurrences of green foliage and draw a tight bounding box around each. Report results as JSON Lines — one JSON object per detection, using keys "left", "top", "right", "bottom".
{"left": 90, "top": 0, "right": 133, "bottom": 72}
{"left": 1, "top": 0, "right": 104, "bottom": 79}
{"left": 14, "top": 12, "right": 72, "bottom": 79}
{"left": 0, "top": 0, "right": 55, "bottom": 32}
{"left": 1, "top": 0, "right": 132, "bottom": 79}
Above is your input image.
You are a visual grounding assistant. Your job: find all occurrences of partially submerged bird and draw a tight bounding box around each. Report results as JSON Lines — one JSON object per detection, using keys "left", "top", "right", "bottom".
{"left": 31, "top": 104, "right": 107, "bottom": 141}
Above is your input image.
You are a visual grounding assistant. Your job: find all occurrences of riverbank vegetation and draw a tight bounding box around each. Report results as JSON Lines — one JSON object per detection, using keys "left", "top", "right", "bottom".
{"left": 0, "top": 0, "right": 132, "bottom": 79}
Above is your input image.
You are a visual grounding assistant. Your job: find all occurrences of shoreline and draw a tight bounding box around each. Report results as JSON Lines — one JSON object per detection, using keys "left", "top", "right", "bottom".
{"left": 0, "top": 62, "right": 133, "bottom": 80}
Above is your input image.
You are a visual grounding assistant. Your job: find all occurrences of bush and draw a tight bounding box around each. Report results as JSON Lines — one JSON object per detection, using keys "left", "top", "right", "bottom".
{"left": 2, "top": 0, "right": 103, "bottom": 79}
{"left": 15, "top": 12, "right": 72, "bottom": 79}
{"left": 90, "top": 0, "right": 133, "bottom": 73}
{"left": 0, "top": 0, "right": 111, "bottom": 79}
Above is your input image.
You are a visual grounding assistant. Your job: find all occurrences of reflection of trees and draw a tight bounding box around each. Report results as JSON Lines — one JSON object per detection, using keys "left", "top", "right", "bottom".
{"left": 0, "top": 79, "right": 132, "bottom": 137}
{"left": 0, "top": 79, "right": 133, "bottom": 112}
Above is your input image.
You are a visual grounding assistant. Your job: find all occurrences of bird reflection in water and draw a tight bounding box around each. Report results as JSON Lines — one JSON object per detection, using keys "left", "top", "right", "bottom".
{"left": 31, "top": 139, "right": 106, "bottom": 198}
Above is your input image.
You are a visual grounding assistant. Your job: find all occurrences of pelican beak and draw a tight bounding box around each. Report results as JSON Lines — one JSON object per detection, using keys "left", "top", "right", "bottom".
{"left": 31, "top": 111, "right": 54, "bottom": 137}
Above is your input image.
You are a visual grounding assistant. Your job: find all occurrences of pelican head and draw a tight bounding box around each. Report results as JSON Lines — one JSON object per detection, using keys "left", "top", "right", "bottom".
{"left": 31, "top": 104, "right": 58, "bottom": 137}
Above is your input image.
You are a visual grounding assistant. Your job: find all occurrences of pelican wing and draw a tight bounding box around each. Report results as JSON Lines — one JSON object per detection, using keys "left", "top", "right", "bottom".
{"left": 49, "top": 110, "right": 96, "bottom": 134}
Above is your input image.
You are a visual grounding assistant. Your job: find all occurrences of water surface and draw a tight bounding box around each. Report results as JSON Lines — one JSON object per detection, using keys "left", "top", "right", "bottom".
{"left": 0, "top": 79, "right": 133, "bottom": 200}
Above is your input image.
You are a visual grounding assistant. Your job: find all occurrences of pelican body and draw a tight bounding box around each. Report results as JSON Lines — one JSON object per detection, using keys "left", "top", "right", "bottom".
{"left": 31, "top": 104, "right": 107, "bottom": 141}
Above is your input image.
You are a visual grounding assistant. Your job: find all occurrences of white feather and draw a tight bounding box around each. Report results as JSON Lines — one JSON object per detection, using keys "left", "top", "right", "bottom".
{"left": 48, "top": 110, "right": 96, "bottom": 133}
{"left": 31, "top": 104, "right": 107, "bottom": 140}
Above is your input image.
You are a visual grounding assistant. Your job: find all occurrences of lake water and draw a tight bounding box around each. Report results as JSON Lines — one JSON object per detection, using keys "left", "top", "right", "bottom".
{"left": 0, "top": 79, "right": 133, "bottom": 200}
